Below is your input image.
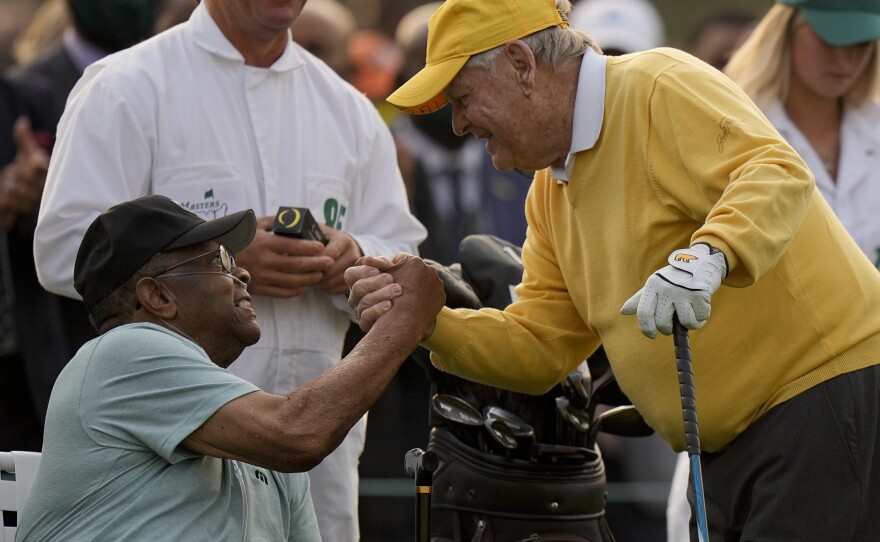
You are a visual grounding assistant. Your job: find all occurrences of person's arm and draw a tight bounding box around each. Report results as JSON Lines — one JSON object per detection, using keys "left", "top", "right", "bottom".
{"left": 346, "top": 190, "right": 602, "bottom": 396}
{"left": 646, "top": 60, "right": 814, "bottom": 287}
{"left": 423, "top": 200, "right": 601, "bottom": 394}
{"left": 35, "top": 66, "right": 153, "bottom": 298}
{"left": 621, "top": 57, "right": 814, "bottom": 337}
{"left": 181, "top": 253, "right": 444, "bottom": 471}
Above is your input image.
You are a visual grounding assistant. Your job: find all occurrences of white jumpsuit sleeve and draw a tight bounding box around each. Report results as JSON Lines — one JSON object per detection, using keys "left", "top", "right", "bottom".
{"left": 35, "top": 64, "right": 155, "bottom": 299}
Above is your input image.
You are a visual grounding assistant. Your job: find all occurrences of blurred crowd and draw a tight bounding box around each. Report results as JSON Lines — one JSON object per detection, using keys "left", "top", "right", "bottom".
{"left": 7, "top": 0, "right": 878, "bottom": 540}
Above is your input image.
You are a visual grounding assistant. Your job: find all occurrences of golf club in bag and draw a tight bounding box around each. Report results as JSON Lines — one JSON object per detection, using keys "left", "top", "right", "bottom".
{"left": 405, "top": 235, "right": 654, "bottom": 542}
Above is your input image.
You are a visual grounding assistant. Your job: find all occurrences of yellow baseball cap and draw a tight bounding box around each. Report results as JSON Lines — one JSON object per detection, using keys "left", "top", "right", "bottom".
{"left": 387, "top": 0, "right": 569, "bottom": 115}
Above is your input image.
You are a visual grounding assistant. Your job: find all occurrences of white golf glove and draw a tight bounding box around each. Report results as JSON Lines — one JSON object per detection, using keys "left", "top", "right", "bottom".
{"left": 620, "top": 243, "right": 727, "bottom": 339}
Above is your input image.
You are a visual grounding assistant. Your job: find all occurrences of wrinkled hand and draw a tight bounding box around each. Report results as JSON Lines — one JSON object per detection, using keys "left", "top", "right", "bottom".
{"left": 315, "top": 225, "right": 362, "bottom": 295}
{"left": 620, "top": 243, "right": 727, "bottom": 339}
{"left": 346, "top": 253, "right": 445, "bottom": 340}
{"left": 0, "top": 117, "right": 48, "bottom": 231}
{"left": 374, "top": 253, "right": 445, "bottom": 341}
{"left": 233, "top": 215, "right": 333, "bottom": 298}
{"left": 345, "top": 255, "right": 400, "bottom": 331}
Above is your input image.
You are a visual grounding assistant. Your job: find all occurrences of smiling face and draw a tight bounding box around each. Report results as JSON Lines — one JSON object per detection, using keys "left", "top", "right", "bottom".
{"left": 445, "top": 66, "right": 531, "bottom": 172}
{"left": 790, "top": 22, "right": 876, "bottom": 100}
{"left": 443, "top": 45, "right": 573, "bottom": 173}
{"left": 156, "top": 241, "right": 261, "bottom": 367}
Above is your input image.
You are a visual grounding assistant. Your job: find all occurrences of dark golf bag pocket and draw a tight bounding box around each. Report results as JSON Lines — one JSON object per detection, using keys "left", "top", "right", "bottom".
{"left": 428, "top": 428, "right": 615, "bottom": 542}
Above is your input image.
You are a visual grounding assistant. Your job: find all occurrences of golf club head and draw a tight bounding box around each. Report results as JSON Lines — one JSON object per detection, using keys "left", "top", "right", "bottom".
{"left": 484, "top": 418, "right": 518, "bottom": 450}
{"left": 555, "top": 396, "right": 590, "bottom": 432}
{"left": 431, "top": 393, "right": 483, "bottom": 426}
{"left": 483, "top": 406, "right": 535, "bottom": 439}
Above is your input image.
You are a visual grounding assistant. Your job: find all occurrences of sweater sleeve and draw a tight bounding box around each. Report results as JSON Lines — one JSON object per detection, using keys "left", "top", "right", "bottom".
{"left": 35, "top": 61, "right": 154, "bottom": 298}
{"left": 645, "top": 60, "right": 814, "bottom": 287}
{"left": 425, "top": 176, "right": 601, "bottom": 394}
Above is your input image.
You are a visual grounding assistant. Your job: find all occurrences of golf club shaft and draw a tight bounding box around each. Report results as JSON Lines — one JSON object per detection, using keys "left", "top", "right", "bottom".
{"left": 672, "top": 315, "right": 710, "bottom": 542}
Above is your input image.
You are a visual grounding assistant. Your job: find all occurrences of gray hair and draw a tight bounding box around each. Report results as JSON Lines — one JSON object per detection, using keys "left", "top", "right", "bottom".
{"left": 465, "top": 0, "right": 601, "bottom": 74}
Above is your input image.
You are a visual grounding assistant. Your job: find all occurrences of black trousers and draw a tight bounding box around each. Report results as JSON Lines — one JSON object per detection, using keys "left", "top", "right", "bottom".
{"left": 689, "top": 364, "right": 880, "bottom": 542}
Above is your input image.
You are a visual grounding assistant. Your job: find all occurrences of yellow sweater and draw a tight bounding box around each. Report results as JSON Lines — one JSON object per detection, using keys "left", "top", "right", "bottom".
{"left": 425, "top": 49, "right": 880, "bottom": 453}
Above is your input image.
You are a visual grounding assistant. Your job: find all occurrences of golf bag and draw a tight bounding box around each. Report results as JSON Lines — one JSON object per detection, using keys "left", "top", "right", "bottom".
{"left": 413, "top": 235, "right": 648, "bottom": 542}
{"left": 427, "top": 426, "right": 612, "bottom": 542}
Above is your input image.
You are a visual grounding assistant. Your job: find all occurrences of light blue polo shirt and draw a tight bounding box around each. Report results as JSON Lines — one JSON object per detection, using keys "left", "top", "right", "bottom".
{"left": 16, "top": 323, "right": 320, "bottom": 541}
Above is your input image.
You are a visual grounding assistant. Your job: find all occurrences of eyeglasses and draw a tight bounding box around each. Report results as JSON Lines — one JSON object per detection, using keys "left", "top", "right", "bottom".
{"left": 151, "top": 245, "right": 236, "bottom": 278}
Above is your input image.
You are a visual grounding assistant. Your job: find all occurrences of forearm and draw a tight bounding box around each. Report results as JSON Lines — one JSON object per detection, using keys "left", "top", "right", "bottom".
{"left": 190, "top": 255, "right": 443, "bottom": 471}
{"left": 426, "top": 306, "right": 596, "bottom": 395}
{"left": 278, "top": 317, "right": 420, "bottom": 467}
{"left": 649, "top": 63, "right": 814, "bottom": 286}
{"left": 186, "top": 312, "right": 422, "bottom": 472}
{"left": 693, "top": 156, "right": 813, "bottom": 285}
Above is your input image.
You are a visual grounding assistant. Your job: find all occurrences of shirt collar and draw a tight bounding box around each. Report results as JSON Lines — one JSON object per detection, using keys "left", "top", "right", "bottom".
{"left": 550, "top": 48, "right": 607, "bottom": 183}
{"left": 189, "top": 2, "right": 303, "bottom": 72}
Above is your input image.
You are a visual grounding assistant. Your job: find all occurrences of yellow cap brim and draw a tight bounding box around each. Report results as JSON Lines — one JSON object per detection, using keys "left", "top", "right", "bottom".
{"left": 387, "top": 55, "right": 470, "bottom": 115}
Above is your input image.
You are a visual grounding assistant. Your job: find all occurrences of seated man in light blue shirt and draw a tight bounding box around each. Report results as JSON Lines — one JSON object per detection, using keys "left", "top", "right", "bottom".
{"left": 16, "top": 195, "right": 443, "bottom": 541}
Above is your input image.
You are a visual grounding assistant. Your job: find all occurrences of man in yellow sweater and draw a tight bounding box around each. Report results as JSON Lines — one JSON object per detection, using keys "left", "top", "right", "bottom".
{"left": 346, "top": 0, "right": 880, "bottom": 539}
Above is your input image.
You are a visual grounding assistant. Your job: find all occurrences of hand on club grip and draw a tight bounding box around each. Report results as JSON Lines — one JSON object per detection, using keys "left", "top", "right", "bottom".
{"left": 620, "top": 243, "right": 727, "bottom": 339}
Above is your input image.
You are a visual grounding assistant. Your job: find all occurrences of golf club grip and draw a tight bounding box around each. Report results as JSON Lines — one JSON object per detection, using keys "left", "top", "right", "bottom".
{"left": 672, "top": 317, "right": 701, "bottom": 457}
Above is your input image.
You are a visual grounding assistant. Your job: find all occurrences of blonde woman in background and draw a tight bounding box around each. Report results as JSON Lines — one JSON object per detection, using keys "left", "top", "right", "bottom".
{"left": 668, "top": 0, "right": 880, "bottom": 539}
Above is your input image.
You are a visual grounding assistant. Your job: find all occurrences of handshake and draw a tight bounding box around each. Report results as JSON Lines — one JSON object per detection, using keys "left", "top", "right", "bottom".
{"left": 346, "top": 241, "right": 729, "bottom": 344}
{"left": 345, "top": 253, "right": 446, "bottom": 342}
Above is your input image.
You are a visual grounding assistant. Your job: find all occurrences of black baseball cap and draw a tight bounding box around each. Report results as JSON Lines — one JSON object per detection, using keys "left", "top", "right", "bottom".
{"left": 74, "top": 195, "right": 256, "bottom": 308}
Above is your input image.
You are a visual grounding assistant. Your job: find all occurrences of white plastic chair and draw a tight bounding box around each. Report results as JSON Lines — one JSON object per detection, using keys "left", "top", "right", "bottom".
{"left": 0, "top": 451, "right": 41, "bottom": 542}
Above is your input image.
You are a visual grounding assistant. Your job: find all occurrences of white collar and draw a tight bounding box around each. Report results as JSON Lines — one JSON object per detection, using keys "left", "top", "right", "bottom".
{"left": 550, "top": 48, "right": 607, "bottom": 183}
{"left": 189, "top": 2, "right": 303, "bottom": 73}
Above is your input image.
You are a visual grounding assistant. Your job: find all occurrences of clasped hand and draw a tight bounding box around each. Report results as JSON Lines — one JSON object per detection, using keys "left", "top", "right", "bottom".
{"left": 345, "top": 253, "right": 445, "bottom": 340}
{"left": 620, "top": 243, "right": 727, "bottom": 339}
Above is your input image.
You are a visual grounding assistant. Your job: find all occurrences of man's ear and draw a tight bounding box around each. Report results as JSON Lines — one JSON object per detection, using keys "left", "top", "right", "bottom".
{"left": 503, "top": 40, "right": 537, "bottom": 96}
{"left": 135, "top": 277, "right": 178, "bottom": 319}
